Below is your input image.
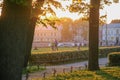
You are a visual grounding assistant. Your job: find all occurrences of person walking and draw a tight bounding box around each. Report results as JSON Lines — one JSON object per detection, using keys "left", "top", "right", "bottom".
{"left": 77, "top": 43, "right": 81, "bottom": 50}
{"left": 54, "top": 39, "right": 58, "bottom": 51}
{"left": 50, "top": 41, "right": 55, "bottom": 51}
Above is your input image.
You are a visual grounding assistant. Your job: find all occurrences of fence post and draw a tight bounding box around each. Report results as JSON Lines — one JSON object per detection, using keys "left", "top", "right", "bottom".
{"left": 63, "top": 68, "right": 65, "bottom": 74}
{"left": 84, "top": 63, "right": 87, "bottom": 70}
{"left": 43, "top": 72, "right": 47, "bottom": 79}
{"left": 53, "top": 68, "right": 57, "bottom": 76}
{"left": 79, "top": 66, "right": 82, "bottom": 70}
{"left": 70, "top": 66, "right": 73, "bottom": 73}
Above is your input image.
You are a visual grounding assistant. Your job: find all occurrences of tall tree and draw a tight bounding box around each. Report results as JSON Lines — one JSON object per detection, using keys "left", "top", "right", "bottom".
{"left": 0, "top": 0, "right": 32, "bottom": 80}
{"left": 60, "top": 18, "right": 73, "bottom": 42}
{"left": 88, "top": 0, "right": 100, "bottom": 70}
{"left": 0, "top": 0, "right": 62, "bottom": 80}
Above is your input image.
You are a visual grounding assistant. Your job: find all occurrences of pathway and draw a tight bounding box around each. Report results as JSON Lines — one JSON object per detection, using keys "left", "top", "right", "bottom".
{"left": 22, "top": 58, "right": 108, "bottom": 80}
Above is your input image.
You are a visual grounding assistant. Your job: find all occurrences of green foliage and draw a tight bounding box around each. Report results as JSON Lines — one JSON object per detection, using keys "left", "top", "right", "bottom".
{"left": 108, "top": 52, "right": 120, "bottom": 66}
{"left": 29, "top": 50, "right": 88, "bottom": 65}
{"left": 113, "top": 0, "right": 119, "bottom": 3}
{"left": 33, "top": 67, "right": 120, "bottom": 80}
{"left": 22, "top": 65, "right": 45, "bottom": 74}
{"left": 9, "top": 0, "right": 28, "bottom": 6}
{"left": 29, "top": 47, "right": 120, "bottom": 66}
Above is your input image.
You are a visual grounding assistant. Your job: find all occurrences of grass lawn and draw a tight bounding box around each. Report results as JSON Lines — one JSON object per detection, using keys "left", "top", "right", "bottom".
{"left": 31, "top": 47, "right": 88, "bottom": 54}
{"left": 31, "top": 46, "right": 117, "bottom": 54}
{"left": 22, "top": 66, "right": 45, "bottom": 74}
{"left": 32, "top": 67, "right": 120, "bottom": 80}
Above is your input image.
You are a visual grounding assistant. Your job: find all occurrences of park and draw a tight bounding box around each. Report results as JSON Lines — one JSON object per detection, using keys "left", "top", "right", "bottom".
{"left": 0, "top": 0, "right": 120, "bottom": 80}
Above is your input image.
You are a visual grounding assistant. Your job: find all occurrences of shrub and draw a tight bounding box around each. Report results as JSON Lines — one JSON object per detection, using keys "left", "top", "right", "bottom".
{"left": 108, "top": 52, "right": 120, "bottom": 66}
{"left": 29, "top": 47, "right": 120, "bottom": 66}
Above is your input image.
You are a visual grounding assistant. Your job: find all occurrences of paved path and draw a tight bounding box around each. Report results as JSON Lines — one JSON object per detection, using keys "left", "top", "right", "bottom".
{"left": 47, "top": 57, "right": 108, "bottom": 68}
{"left": 22, "top": 58, "right": 108, "bottom": 80}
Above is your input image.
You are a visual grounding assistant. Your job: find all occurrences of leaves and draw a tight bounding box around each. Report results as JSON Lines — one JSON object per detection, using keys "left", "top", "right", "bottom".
{"left": 37, "top": 17, "right": 60, "bottom": 29}
{"left": 113, "top": 0, "right": 119, "bottom": 3}
{"left": 9, "top": 0, "right": 28, "bottom": 6}
{"left": 31, "top": 0, "right": 63, "bottom": 28}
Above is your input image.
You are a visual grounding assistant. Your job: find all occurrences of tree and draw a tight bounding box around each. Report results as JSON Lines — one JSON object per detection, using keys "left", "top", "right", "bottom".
{"left": 0, "top": 0, "right": 33, "bottom": 80}
{"left": 88, "top": 0, "right": 100, "bottom": 70}
{"left": 69, "top": 0, "right": 112, "bottom": 70}
{"left": 60, "top": 18, "right": 73, "bottom": 42}
{"left": 0, "top": 0, "right": 62, "bottom": 80}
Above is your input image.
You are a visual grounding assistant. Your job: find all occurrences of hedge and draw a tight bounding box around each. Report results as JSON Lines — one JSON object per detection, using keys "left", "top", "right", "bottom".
{"left": 29, "top": 47, "right": 120, "bottom": 65}
{"left": 108, "top": 52, "right": 120, "bottom": 66}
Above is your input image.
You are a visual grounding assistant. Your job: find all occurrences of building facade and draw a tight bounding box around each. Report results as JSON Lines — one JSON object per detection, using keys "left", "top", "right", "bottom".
{"left": 32, "top": 24, "right": 62, "bottom": 47}
{"left": 101, "top": 23, "right": 120, "bottom": 46}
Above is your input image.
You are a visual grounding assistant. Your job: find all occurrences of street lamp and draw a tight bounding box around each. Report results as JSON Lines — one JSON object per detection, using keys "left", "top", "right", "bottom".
{"left": 106, "top": 22, "right": 108, "bottom": 46}
{"left": 105, "top": 12, "right": 108, "bottom": 46}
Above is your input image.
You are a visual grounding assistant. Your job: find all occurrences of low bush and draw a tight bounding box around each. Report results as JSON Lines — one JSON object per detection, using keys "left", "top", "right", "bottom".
{"left": 29, "top": 47, "right": 120, "bottom": 66}
{"left": 108, "top": 52, "right": 120, "bottom": 66}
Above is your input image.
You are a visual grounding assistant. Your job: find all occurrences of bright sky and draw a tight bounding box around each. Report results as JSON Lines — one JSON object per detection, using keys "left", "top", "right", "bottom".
{"left": 0, "top": 0, "right": 120, "bottom": 23}
{"left": 53, "top": 0, "right": 120, "bottom": 23}
{"left": 51, "top": 0, "right": 82, "bottom": 21}
{"left": 104, "top": 3, "right": 120, "bottom": 23}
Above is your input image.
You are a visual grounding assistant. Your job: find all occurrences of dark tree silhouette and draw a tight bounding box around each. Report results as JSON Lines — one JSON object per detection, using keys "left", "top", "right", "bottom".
{"left": 88, "top": 0, "right": 100, "bottom": 70}
{"left": 0, "top": 0, "right": 61, "bottom": 80}
{"left": 0, "top": 0, "right": 33, "bottom": 80}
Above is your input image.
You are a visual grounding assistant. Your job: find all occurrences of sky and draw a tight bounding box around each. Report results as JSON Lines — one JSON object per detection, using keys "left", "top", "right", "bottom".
{"left": 0, "top": 0, "right": 120, "bottom": 24}
{"left": 53, "top": 0, "right": 120, "bottom": 24}
{"left": 104, "top": 3, "right": 120, "bottom": 23}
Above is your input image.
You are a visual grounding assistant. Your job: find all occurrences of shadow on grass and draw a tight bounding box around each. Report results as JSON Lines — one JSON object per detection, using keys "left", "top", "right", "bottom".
{"left": 96, "top": 70, "right": 120, "bottom": 80}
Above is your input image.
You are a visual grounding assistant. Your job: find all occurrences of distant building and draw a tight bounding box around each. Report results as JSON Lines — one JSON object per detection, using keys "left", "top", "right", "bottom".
{"left": 101, "top": 23, "right": 120, "bottom": 46}
{"left": 32, "top": 24, "right": 62, "bottom": 47}
{"left": 32, "top": 21, "right": 91, "bottom": 47}
{"left": 73, "top": 21, "right": 89, "bottom": 46}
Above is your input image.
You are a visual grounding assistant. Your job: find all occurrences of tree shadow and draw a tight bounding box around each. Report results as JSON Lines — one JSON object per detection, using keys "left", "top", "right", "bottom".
{"left": 96, "top": 70, "right": 120, "bottom": 80}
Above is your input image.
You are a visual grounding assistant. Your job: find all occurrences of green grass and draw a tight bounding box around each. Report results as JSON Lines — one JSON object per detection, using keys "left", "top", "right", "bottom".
{"left": 31, "top": 47, "right": 88, "bottom": 54}
{"left": 32, "top": 67, "right": 120, "bottom": 80}
{"left": 31, "top": 46, "right": 118, "bottom": 54}
{"left": 22, "top": 65, "right": 46, "bottom": 74}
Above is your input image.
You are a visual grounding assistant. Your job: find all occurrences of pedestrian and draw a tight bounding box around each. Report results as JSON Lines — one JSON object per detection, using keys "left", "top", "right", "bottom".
{"left": 54, "top": 39, "right": 58, "bottom": 51}
{"left": 50, "top": 41, "right": 55, "bottom": 51}
{"left": 77, "top": 43, "right": 81, "bottom": 50}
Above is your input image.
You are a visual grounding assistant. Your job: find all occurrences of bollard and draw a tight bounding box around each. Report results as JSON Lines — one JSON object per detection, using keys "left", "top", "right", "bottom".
{"left": 63, "top": 68, "right": 65, "bottom": 74}
{"left": 79, "top": 66, "right": 82, "bottom": 70}
{"left": 70, "top": 66, "right": 73, "bottom": 73}
{"left": 84, "top": 63, "right": 87, "bottom": 70}
{"left": 53, "top": 68, "right": 57, "bottom": 76}
{"left": 43, "top": 72, "right": 47, "bottom": 79}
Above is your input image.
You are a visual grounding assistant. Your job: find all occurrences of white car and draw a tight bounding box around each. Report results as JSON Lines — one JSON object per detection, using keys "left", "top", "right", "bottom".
{"left": 58, "top": 42, "right": 75, "bottom": 47}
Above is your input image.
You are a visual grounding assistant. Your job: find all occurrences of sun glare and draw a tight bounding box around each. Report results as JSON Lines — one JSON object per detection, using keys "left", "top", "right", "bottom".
{"left": 51, "top": 1, "right": 120, "bottom": 23}
{"left": 53, "top": 8, "right": 82, "bottom": 21}
{"left": 50, "top": 0, "right": 82, "bottom": 21}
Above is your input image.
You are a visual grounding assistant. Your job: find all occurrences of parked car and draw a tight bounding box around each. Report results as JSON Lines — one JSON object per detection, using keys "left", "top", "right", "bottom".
{"left": 58, "top": 42, "right": 75, "bottom": 47}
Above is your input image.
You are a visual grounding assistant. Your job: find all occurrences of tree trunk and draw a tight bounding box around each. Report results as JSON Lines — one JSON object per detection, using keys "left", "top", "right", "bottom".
{"left": 88, "top": 0, "right": 100, "bottom": 70}
{"left": 24, "top": 17, "right": 37, "bottom": 67}
{"left": 24, "top": 0, "right": 45, "bottom": 67}
{"left": 0, "top": 0, "right": 32, "bottom": 80}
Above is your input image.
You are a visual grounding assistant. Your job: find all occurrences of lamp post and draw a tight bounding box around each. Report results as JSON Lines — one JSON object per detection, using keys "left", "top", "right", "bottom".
{"left": 106, "top": 23, "right": 108, "bottom": 46}
{"left": 105, "top": 12, "right": 108, "bottom": 46}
